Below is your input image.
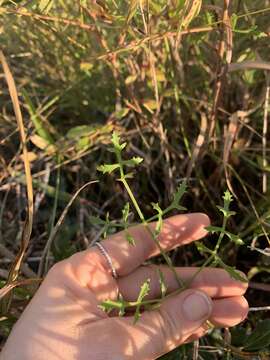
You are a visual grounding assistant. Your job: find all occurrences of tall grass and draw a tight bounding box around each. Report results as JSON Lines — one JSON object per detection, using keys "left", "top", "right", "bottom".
{"left": 0, "top": 0, "right": 270, "bottom": 358}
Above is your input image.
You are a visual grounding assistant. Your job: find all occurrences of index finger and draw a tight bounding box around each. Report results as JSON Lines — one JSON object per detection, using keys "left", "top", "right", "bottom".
{"left": 89, "top": 213, "right": 210, "bottom": 277}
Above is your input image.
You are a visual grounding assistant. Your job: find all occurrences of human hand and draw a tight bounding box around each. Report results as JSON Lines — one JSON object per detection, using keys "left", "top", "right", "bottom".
{"left": 1, "top": 213, "right": 249, "bottom": 360}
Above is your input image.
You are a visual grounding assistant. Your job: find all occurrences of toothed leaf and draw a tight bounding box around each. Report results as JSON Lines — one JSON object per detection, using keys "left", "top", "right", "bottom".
{"left": 134, "top": 279, "right": 151, "bottom": 324}
{"left": 97, "top": 163, "right": 120, "bottom": 174}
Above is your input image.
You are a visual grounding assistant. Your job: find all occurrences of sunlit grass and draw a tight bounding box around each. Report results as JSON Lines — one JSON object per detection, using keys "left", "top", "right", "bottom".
{"left": 0, "top": 0, "right": 270, "bottom": 358}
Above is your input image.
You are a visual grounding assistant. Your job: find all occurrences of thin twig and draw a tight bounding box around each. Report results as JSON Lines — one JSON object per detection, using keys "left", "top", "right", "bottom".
{"left": 187, "top": 113, "right": 207, "bottom": 179}
{"left": 91, "top": 26, "right": 214, "bottom": 61}
{"left": 0, "top": 51, "right": 34, "bottom": 311}
{"left": 249, "top": 306, "right": 270, "bottom": 311}
{"left": 208, "top": 0, "right": 232, "bottom": 145}
{"left": 38, "top": 181, "right": 98, "bottom": 277}
{"left": 262, "top": 77, "right": 270, "bottom": 193}
{"left": 249, "top": 281, "right": 270, "bottom": 292}
{"left": 0, "top": 244, "right": 36, "bottom": 278}
{"left": 228, "top": 60, "right": 270, "bottom": 72}
{"left": 6, "top": 9, "right": 96, "bottom": 31}
{"left": 192, "top": 339, "right": 199, "bottom": 360}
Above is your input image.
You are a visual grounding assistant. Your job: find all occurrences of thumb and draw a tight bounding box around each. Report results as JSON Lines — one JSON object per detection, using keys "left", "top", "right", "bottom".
{"left": 120, "top": 289, "right": 212, "bottom": 359}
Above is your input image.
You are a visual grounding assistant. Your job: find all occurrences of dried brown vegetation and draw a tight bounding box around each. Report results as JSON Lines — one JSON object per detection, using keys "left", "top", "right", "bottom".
{"left": 0, "top": 0, "right": 270, "bottom": 358}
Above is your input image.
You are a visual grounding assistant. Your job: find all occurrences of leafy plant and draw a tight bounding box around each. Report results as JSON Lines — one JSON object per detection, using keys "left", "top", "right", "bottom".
{"left": 1, "top": 1, "right": 270, "bottom": 357}
{"left": 96, "top": 132, "right": 248, "bottom": 321}
{"left": 243, "top": 320, "right": 270, "bottom": 352}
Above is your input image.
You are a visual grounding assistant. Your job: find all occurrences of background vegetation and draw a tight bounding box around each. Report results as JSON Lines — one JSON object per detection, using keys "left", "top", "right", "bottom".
{"left": 0, "top": 0, "right": 270, "bottom": 358}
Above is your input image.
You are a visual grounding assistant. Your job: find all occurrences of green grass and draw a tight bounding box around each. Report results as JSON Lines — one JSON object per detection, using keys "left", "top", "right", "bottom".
{"left": 0, "top": 0, "right": 270, "bottom": 358}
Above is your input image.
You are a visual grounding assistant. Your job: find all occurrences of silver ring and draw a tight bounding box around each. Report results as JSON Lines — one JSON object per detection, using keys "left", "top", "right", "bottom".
{"left": 95, "top": 242, "right": 118, "bottom": 279}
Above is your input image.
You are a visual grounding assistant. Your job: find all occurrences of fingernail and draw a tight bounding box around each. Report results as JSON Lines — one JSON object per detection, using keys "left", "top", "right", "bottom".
{"left": 183, "top": 291, "right": 212, "bottom": 322}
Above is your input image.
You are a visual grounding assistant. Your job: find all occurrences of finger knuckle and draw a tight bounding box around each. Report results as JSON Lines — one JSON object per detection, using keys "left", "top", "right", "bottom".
{"left": 47, "top": 259, "right": 69, "bottom": 278}
{"left": 156, "top": 307, "right": 181, "bottom": 350}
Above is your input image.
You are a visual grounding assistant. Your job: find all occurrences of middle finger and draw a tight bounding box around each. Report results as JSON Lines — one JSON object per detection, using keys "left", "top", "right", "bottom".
{"left": 118, "top": 265, "right": 248, "bottom": 301}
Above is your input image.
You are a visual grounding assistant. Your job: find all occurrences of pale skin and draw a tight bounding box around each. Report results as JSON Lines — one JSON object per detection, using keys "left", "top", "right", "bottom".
{"left": 1, "top": 213, "right": 249, "bottom": 360}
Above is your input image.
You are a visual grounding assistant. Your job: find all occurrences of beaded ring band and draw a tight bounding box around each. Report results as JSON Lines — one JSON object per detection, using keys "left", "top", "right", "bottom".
{"left": 94, "top": 242, "right": 118, "bottom": 279}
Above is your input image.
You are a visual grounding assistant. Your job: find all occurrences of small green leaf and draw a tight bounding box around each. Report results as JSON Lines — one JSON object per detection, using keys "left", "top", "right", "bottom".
{"left": 233, "top": 25, "right": 259, "bottom": 34}
{"left": 66, "top": 125, "right": 97, "bottom": 139}
{"left": 118, "top": 293, "right": 126, "bottom": 317}
{"left": 97, "top": 163, "right": 120, "bottom": 174}
{"left": 231, "top": 326, "right": 249, "bottom": 347}
{"left": 80, "top": 62, "right": 94, "bottom": 72}
{"left": 223, "top": 190, "right": 233, "bottom": 203}
{"left": 206, "top": 225, "right": 225, "bottom": 233}
{"left": 134, "top": 310, "right": 141, "bottom": 324}
{"left": 218, "top": 260, "right": 248, "bottom": 283}
{"left": 217, "top": 206, "right": 236, "bottom": 218}
{"left": 125, "top": 232, "right": 136, "bottom": 246}
{"left": 122, "top": 203, "right": 130, "bottom": 223}
{"left": 227, "top": 233, "right": 244, "bottom": 246}
{"left": 122, "top": 204, "right": 135, "bottom": 245}
{"left": 205, "top": 11, "right": 214, "bottom": 26}
{"left": 99, "top": 299, "right": 123, "bottom": 312}
{"left": 115, "top": 107, "right": 130, "bottom": 119}
{"left": 143, "top": 99, "right": 158, "bottom": 113}
{"left": 149, "top": 1, "right": 163, "bottom": 15}
{"left": 89, "top": 216, "right": 106, "bottom": 225}
{"left": 125, "top": 75, "right": 137, "bottom": 85}
{"left": 39, "top": 0, "right": 53, "bottom": 13}
{"left": 124, "top": 172, "right": 135, "bottom": 179}
{"left": 126, "top": 0, "right": 139, "bottom": 25}
{"left": 244, "top": 320, "right": 270, "bottom": 351}
{"left": 137, "top": 279, "right": 151, "bottom": 302}
{"left": 123, "top": 157, "right": 144, "bottom": 167}
{"left": 76, "top": 137, "right": 90, "bottom": 151}
{"left": 134, "top": 279, "right": 151, "bottom": 324}
{"left": 205, "top": 226, "right": 244, "bottom": 245}
{"left": 125, "top": 232, "right": 135, "bottom": 246}
{"left": 112, "top": 131, "right": 126, "bottom": 151}
{"left": 231, "top": 13, "right": 238, "bottom": 30}
{"left": 22, "top": 89, "right": 54, "bottom": 145}
{"left": 195, "top": 242, "right": 213, "bottom": 254}
{"left": 217, "top": 190, "right": 235, "bottom": 218}
{"left": 167, "top": 181, "right": 187, "bottom": 212}
{"left": 102, "top": 212, "right": 111, "bottom": 238}
{"left": 157, "top": 269, "right": 167, "bottom": 298}
{"left": 151, "top": 202, "right": 163, "bottom": 235}
{"left": 99, "top": 298, "right": 127, "bottom": 316}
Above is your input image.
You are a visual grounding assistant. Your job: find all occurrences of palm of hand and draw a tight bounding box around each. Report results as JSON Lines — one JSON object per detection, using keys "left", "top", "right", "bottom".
{"left": 2, "top": 214, "right": 248, "bottom": 360}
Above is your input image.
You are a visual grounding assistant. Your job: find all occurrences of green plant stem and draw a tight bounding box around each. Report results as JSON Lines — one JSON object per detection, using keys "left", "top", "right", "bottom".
{"left": 116, "top": 150, "right": 185, "bottom": 288}
{"left": 105, "top": 251, "right": 217, "bottom": 313}
{"left": 146, "top": 205, "right": 177, "bottom": 223}
{"left": 45, "top": 155, "right": 61, "bottom": 272}
{"left": 185, "top": 254, "right": 216, "bottom": 287}
{"left": 214, "top": 216, "right": 227, "bottom": 253}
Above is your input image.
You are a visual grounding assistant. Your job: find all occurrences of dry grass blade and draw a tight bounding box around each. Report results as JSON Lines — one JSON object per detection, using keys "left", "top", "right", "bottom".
{"left": 192, "top": 339, "right": 199, "bottom": 360}
{"left": 228, "top": 61, "right": 270, "bottom": 72}
{"left": 229, "top": 165, "right": 270, "bottom": 246}
{"left": 0, "top": 51, "right": 34, "bottom": 311}
{"left": 223, "top": 112, "right": 239, "bottom": 198}
{"left": 262, "top": 79, "right": 269, "bottom": 193}
{"left": 187, "top": 113, "right": 207, "bottom": 179}
{"left": 6, "top": 9, "right": 95, "bottom": 32}
{"left": 249, "top": 282, "right": 270, "bottom": 293}
{"left": 182, "top": 0, "right": 202, "bottom": 30}
{"left": 249, "top": 306, "right": 270, "bottom": 311}
{"left": 38, "top": 180, "right": 98, "bottom": 276}
{"left": 92, "top": 26, "right": 214, "bottom": 61}
{"left": 0, "top": 244, "right": 36, "bottom": 278}
{"left": 0, "top": 278, "right": 41, "bottom": 300}
{"left": 175, "top": 0, "right": 202, "bottom": 48}
{"left": 224, "top": 0, "right": 233, "bottom": 65}
{"left": 126, "top": 0, "right": 139, "bottom": 26}
{"left": 208, "top": 0, "right": 232, "bottom": 145}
